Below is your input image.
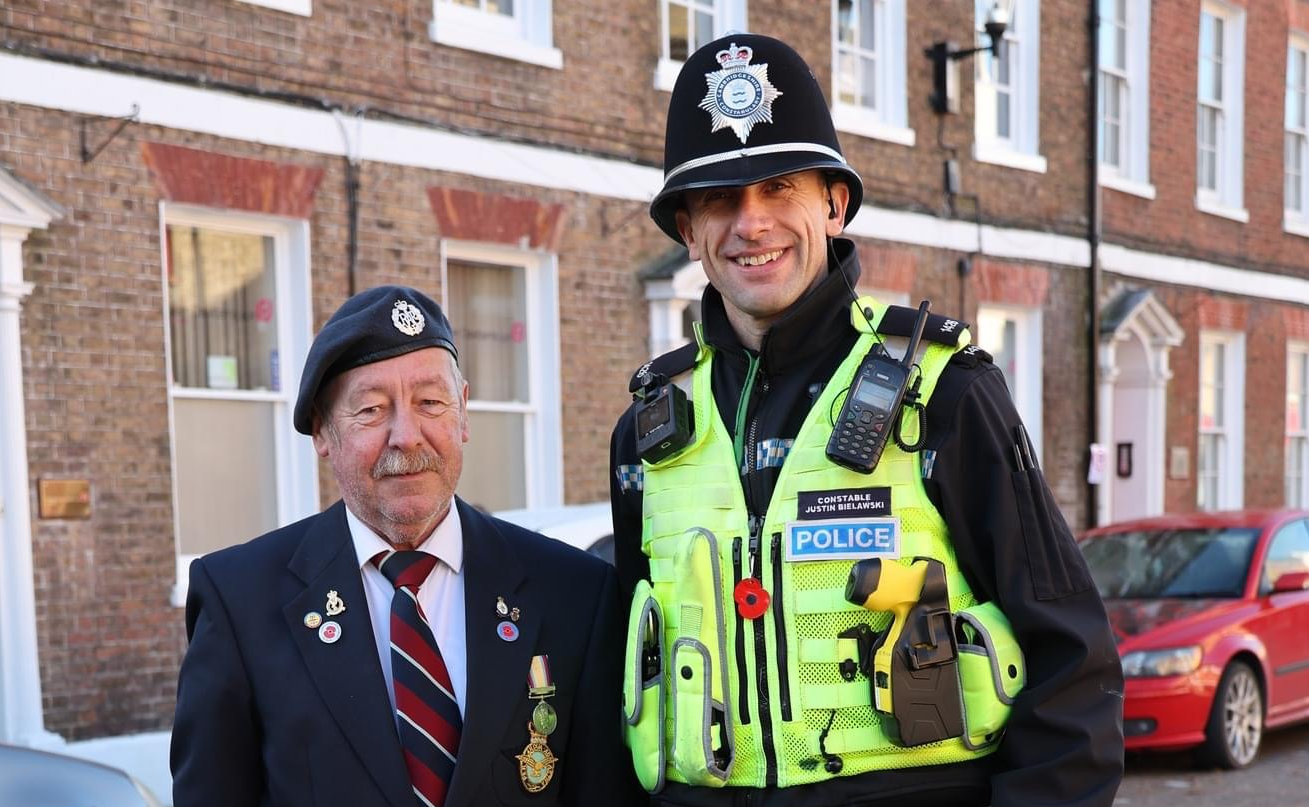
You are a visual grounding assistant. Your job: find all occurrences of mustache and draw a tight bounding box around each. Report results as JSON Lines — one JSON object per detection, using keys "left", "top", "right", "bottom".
{"left": 371, "top": 447, "right": 442, "bottom": 479}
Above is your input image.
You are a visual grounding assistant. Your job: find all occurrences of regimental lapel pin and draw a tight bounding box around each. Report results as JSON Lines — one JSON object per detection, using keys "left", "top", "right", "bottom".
{"left": 698, "top": 42, "right": 782, "bottom": 144}
{"left": 516, "top": 722, "right": 558, "bottom": 793}
{"left": 510, "top": 606, "right": 521, "bottom": 623}
{"left": 303, "top": 611, "right": 323, "bottom": 630}
{"left": 496, "top": 596, "right": 510, "bottom": 618}
{"left": 325, "top": 590, "right": 346, "bottom": 617}
{"left": 527, "top": 654, "right": 558, "bottom": 736}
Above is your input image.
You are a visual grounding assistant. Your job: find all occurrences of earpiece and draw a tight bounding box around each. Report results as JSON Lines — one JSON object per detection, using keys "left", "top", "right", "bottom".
{"left": 827, "top": 196, "right": 837, "bottom": 219}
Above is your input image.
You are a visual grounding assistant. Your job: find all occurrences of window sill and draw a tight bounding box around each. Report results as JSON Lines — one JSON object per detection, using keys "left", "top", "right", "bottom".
{"left": 1285, "top": 215, "right": 1309, "bottom": 239}
{"left": 238, "top": 0, "right": 311, "bottom": 14}
{"left": 831, "top": 104, "right": 915, "bottom": 147}
{"left": 1195, "top": 196, "right": 1249, "bottom": 223}
{"left": 654, "top": 57, "right": 681, "bottom": 92}
{"left": 428, "top": 19, "right": 563, "bottom": 69}
{"left": 1099, "top": 174, "right": 1156, "bottom": 200}
{"left": 973, "top": 143, "right": 1047, "bottom": 174}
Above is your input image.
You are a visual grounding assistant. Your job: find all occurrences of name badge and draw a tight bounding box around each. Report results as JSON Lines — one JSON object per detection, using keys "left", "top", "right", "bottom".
{"left": 785, "top": 517, "right": 901, "bottom": 562}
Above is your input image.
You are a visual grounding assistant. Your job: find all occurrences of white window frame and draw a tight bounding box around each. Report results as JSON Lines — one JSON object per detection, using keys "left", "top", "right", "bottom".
{"left": 976, "top": 304, "right": 1043, "bottom": 461}
{"left": 439, "top": 239, "right": 563, "bottom": 509}
{"left": 237, "top": 0, "right": 311, "bottom": 15}
{"left": 974, "top": 0, "right": 1046, "bottom": 173}
{"left": 1285, "top": 34, "right": 1309, "bottom": 237}
{"left": 1098, "top": 0, "right": 1154, "bottom": 199}
{"left": 654, "top": 0, "right": 748, "bottom": 91}
{"left": 1195, "top": 1, "right": 1247, "bottom": 222}
{"left": 430, "top": 0, "right": 563, "bottom": 70}
{"left": 1197, "top": 330, "right": 1245, "bottom": 511}
{"left": 1286, "top": 343, "right": 1309, "bottom": 506}
{"left": 161, "top": 203, "right": 319, "bottom": 606}
{"left": 829, "top": 0, "right": 914, "bottom": 146}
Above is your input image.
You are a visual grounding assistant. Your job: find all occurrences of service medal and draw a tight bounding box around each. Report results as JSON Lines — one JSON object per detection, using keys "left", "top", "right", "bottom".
{"left": 516, "top": 722, "right": 558, "bottom": 793}
{"left": 531, "top": 699, "right": 558, "bottom": 736}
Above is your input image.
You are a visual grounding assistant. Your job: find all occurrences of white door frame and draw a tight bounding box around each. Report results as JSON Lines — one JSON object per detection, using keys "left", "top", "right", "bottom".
{"left": 1096, "top": 289, "right": 1185, "bottom": 526}
{"left": 0, "top": 168, "right": 64, "bottom": 747}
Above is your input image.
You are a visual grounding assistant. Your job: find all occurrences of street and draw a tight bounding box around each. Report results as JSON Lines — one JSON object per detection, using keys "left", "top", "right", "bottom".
{"left": 1115, "top": 723, "right": 1309, "bottom": 805}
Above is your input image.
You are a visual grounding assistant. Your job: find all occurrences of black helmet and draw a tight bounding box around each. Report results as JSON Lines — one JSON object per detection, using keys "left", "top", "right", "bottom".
{"left": 650, "top": 33, "right": 864, "bottom": 244}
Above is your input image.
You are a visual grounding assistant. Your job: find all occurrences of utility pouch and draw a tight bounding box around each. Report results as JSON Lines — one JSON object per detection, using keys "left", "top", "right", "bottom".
{"left": 953, "top": 601, "right": 1026, "bottom": 749}
{"left": 667, "top": 528, "right": 733, "bottom": 786}
{"left": 623, "top": 581, "right": 666, "bottom": 793}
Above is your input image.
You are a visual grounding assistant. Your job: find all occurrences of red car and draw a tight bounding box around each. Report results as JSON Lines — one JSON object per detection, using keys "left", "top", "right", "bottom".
{"left": 1079, "top": 509, "right": 1309, "bottom": 768}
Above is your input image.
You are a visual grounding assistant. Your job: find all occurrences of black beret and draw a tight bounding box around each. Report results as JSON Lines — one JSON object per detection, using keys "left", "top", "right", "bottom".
{"left": 650, "top": 33, "right": 864, "bottom": 244}
{"left": 293, "top": 285, "right": 458, "bottom": 434}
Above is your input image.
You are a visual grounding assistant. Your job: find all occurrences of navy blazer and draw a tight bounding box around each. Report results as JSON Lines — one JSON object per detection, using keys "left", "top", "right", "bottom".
{"left": 171, "top": 498, "right": 639, "bottom": 807}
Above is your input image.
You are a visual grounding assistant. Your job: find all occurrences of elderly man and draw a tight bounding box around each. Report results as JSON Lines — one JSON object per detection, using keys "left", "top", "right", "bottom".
{"left": 610, "top": 33, "right": 1123, "bottom": 807}
{"left": 173, "top": 285, "right": 635, "bottom": 807}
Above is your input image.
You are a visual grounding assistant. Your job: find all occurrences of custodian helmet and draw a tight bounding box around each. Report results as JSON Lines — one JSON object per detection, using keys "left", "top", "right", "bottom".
{"left": 649, "top": 33, "right": 864, "bottom": 243}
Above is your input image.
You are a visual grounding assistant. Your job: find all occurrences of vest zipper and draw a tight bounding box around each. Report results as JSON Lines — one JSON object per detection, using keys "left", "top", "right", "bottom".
{"left": 749, "top": 518, "right": 779, "bottom": 786}
{"left": 770, "top": 532, "right": 792, "bottom": 721}
{"left": 731, "top": 535, "right": 750, "bottom": 725}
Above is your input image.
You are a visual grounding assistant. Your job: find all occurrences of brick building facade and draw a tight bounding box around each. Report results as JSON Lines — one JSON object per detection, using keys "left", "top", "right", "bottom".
{"left": 1, "top": 0, "right": 1307, "bottom": 795}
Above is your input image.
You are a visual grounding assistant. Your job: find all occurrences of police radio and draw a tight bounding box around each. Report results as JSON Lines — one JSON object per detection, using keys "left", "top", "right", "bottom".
{"left": 825, "top": 301, "right": 931, "bottom": 474}
{"left": 635, "top": 375, "right": 693, "bottom": 463}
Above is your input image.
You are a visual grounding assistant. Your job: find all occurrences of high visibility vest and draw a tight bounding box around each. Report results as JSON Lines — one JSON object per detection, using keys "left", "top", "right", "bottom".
{"left": 622, "top": 298, "right": 1025, "bottom": 792}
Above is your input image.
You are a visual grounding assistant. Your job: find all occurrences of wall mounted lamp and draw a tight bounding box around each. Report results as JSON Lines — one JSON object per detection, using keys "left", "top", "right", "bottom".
{"left": 926, "top": 1, "right": 1010, "bottom": 114}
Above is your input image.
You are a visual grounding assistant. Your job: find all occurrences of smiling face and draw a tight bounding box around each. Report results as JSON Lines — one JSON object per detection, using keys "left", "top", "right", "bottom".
{"left": 312, "top": 347, "right": 469, "bottom": 548}
{"left": 675, "top": 169, "right": 849, "bottom": 347}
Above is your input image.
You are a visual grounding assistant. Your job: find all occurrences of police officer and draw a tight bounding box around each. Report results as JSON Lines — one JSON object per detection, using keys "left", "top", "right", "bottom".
{"left": 610, "top": 34, "right": 1123, "bottom": 807}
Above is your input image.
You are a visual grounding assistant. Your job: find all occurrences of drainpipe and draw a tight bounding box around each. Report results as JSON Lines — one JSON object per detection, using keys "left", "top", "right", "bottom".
{"left": 1087, "top": 0, "right": 1103, "bottom": 529}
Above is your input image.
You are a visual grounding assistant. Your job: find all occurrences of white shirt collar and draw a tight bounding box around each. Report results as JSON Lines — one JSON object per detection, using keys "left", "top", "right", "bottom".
{"left": 345, "top": 501, "right": 464, "bottom": 574}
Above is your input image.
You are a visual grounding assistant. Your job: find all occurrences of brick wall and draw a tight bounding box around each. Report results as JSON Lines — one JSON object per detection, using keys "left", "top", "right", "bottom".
{"left": 3, "top": 96, "right": 663, "bottom": 736}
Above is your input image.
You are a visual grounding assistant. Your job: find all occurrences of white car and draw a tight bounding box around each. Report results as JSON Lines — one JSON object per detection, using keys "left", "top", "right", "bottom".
{"left": 494, "top": 501, "right": 614, "bottom": 564}
{"left": 0, "top": 743, "right": 165, "bottom": 807}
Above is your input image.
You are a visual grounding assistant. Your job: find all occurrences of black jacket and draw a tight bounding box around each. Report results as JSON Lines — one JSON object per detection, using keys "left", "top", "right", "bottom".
{"left": 610, "top": 240, "right": 1124, "bottom": 807}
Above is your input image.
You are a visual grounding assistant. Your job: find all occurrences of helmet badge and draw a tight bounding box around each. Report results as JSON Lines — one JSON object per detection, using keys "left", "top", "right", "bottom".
{"left": 698, "top": 43, "right": 783, "bottom": 144}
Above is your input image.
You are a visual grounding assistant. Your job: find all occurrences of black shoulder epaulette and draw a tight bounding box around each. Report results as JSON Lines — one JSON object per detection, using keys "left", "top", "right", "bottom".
{"left": 628, "top": 342, "right": 699, "bottom": 393}
{"left": 949, "top": 343, "right": 994, "bottom": 369}
{"left": 876, "top": 305, "right": 968, "bottom": 347}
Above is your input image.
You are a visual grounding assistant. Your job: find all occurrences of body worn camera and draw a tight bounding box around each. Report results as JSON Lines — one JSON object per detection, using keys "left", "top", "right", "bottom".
{"left": 826, "top": 301, "right": 931, "bottom": 474}
{"left": 635, "top": 378, "right": 693, "bottom": 463}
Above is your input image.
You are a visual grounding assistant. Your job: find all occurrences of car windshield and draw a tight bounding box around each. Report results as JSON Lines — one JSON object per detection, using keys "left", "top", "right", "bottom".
{"left": 1081, "top": 527, "right": 1259, "bottom": 599}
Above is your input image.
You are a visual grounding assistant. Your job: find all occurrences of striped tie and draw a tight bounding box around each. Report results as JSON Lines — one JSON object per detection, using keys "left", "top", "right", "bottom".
{"left": 373, "top": 550, "right": 462, "bottom": 807}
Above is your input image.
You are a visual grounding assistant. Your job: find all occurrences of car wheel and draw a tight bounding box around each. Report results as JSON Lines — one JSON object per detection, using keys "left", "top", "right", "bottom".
{"left": 1196, "top": 660, "right": 1263, "bottom": 769}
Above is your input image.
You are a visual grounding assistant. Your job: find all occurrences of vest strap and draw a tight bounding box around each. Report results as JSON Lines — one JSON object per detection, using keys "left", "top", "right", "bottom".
{"left": 801, "top": 682, "right": 871, "bottom": 710}
{"left": 794, "top": 588, "right": 864, "bottom": 614}
{"left": 798, "top": 637, "right": 861, "bottom": 664}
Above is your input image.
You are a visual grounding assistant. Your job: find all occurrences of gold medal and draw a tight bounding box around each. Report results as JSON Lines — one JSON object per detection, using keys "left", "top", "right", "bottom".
{"left": 516, "top": 722, "right": 558, "bottom": 793}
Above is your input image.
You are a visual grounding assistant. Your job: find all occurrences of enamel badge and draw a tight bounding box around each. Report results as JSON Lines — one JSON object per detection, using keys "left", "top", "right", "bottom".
{"left": 391, "top": 299, "right": 425, "bottom": 336}
{"left": 698, "top": 42, "right": 782, "bottom": 144}
{"left": 516, "top": 721, "right": 558, "bottom": 793}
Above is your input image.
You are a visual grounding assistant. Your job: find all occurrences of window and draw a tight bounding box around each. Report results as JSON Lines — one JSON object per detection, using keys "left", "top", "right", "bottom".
{"left": 655, "top": 0, "right": 748, "bottom": 90}
{"left": 1286, "top": 36, "right": 1309, "bottom": 235}
{"left": 830, "top": 0, "right": 913, "bottom": 145}
{"left": 1098, "top": 0, "right": 1153, "bottom": 197}
{"left": 430, "top": 0, "right": 562, "bottom": 69}
{"left": 237, "top": 0, "right": 311, "bottom": 14}
{"left": 974, "top": 0, "right": 1045, "bottom": 172}
{"left": 1196, "top": 2, "right": 1246, "bottom": 221}
{"left": 1261, "top": 519, "right": 1309, "bottom": 592}
{"left": 1198, "top": 331, "right": 1245, "bottom": 511}
{"left": 1287, "top": 345, "right": 1309, "bottom": 506}
{"left": 976, "top": 305, "right": 1043, "bottom": 461}
{"left": 441, "top": 240, "right": 562, "bottom": 512}
{"left": 163, "top": 207, "right": 317, "bottom": 604}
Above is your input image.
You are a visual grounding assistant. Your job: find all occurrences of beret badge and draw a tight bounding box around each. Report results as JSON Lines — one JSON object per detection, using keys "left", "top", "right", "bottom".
{"left": 698, "top": 42, "right": 782, "bottom": 144}
{"left": 391, "top": 299, "right": 426, "bottom": 337}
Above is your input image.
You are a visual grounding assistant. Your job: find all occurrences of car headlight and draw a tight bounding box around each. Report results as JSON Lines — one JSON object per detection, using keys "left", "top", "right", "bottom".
{"left": 1121, "top": 646, "right": 1203, "bottom": 678}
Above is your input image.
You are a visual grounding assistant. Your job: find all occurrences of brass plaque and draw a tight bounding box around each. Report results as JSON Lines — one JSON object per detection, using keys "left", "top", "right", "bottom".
{"left": 38, "top": 479, "right": 91, "bottom": 519}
